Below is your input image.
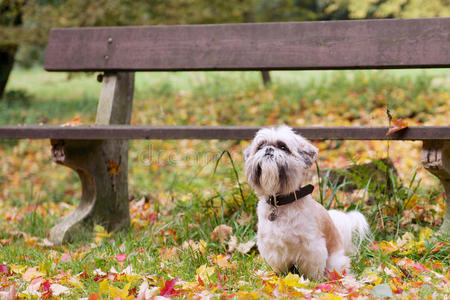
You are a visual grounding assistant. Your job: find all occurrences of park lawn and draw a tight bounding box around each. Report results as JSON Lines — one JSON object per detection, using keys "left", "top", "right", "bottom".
{"left": 0, "top": 68, "right": 449, "bottom": 299}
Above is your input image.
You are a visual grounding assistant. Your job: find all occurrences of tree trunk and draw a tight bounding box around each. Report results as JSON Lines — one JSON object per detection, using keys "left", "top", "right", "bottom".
{"left": 0, "top": 0, "right": 24, "bottom": 100}
{"left": 0, "top": 44, "right": 17, "bottom": 100}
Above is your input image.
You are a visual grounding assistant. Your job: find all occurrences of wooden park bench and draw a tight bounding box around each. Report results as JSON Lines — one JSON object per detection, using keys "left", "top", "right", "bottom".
{"left": 0, "top": 18, "right": 449, "bottom": 244}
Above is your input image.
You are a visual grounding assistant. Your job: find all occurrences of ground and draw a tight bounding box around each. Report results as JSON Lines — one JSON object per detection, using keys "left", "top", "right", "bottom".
{"left": 0, "top": 69, "right": 449, "bottom": 299}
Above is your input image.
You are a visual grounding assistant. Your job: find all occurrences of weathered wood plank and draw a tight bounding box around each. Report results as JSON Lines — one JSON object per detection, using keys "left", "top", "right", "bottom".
{"left": 1, "top": 126, "right": 449, "bottom": 140}
{"left": 45, "top": 18, "right": 450, "bottom": 71}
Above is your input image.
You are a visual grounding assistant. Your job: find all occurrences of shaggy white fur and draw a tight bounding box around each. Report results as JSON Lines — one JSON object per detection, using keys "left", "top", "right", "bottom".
{"left": 244, "top": 126, "right": 369, "bottom": 279}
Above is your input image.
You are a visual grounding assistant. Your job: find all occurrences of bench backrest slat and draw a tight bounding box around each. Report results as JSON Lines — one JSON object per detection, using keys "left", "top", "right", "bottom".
{"left": 44, "top": 18, "right": 450, "bottom": 72}
{"left": 1, "top": 126, "right": 449, "bottom": 140}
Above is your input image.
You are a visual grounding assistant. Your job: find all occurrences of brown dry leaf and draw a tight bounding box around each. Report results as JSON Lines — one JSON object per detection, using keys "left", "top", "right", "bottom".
{"left": 386, "top": 119, "right": 408, "bottom": 136}
{"left": 22, "top": 267, "right": 45, "bottom": 281}
{"left": 237, "top": 211, "right": 252, "bottom": 225}
{"left": 107, "top": 160, "right": 121, "bottom": 175}
{"left": 62, "top": 116, "right": 82, "bottom": 127}
{"left": 24, "top": 235, "right": 38, "bottom": 247}
{"left": 236, "top": 241, "right": 256, "bottom": 254}
{"left": 211, "top": 224, "right": 233, "bottom": 245}
{"left": 0, "top": 238, "right": 12, "bottom": 245}
{"left": 227, "top": 235, "right": 238, "bottom": 252}
{"left": 158, "top": 247, "right": 178, "bottom": 260}
{"left": 8, "top": 231, "right": 28, "bottom": 238}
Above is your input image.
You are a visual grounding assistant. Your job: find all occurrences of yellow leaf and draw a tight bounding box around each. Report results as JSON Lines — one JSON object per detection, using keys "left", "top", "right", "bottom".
{"left": 413, "top": 240, "right": 426, "bottom": 254}
{"left": 234, "top": 291, "right": 259, "bottom": 299}
{"left": 419, "top": 227, "right": 433, "bottom": 242}
{"left": 361, "top": 270, "right": 382, "bottom": 285}
{"left": 282, "top": 273, "right": 305, "bottom": 288}
{"left": 378, "top": 241, "right": 399, "bottom": 254}
{"left": 182, "top": 239, "right": 207, "bottom": 255}
{"left": 68, "top": 276, "right": 84, "bottom": 289}
{"left": 39, "top": 263, "right": 48, "bottom": 275}
{"left": 181, "top": 281, "right": 198, "bottom": 290}
{"left": 99, "top": 279, "right": 110, "bottom": 295}
{"left": 124, "top": 274, "right": 141, "bottom": 283}
{"left": 22, "top": 266, "right": 45, "bottom": 281}
{"left": 110, "top": 282, "right": 131, "bottom": 299}
{"left": 214, "top": 254, "right": 235, "bottom": 269}
{"left": 405, "top": 195, "right": 418, "bottom": 210}
{"left": 24, "top": 235, "right": 38, "bottom": 246}
{"left": 94, "top": 225, "right": 112, "bottom": 243}
{"left": 321, "top": 294, "right": 343, "bottom": 300}
{"left": 196, "top": 264, "right": 215, "bottom": 281}
{"left": 10, "top": 264, "right": 26, "bottom": 274}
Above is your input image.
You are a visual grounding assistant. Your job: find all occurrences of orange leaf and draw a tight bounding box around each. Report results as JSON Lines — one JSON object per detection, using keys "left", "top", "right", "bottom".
{"left": 326, "top": 269, "right": 345, "bottom": 281}
{"left": 214, "top": 254, "right": 235, "bottom": 269}
{"left": 0, "top": 238, "right": 12, "bottom": 245}
{"left": 88, "top": 293, "right": 99, "bottom": 300}
{"left": 62, "top": 116, "right": 82, "bottom": 127}
{"left": 107, "top": 160, "right": 121, "bottom": 175}
{"left": 386, "top": 119, "right": 408, "bottom": 136}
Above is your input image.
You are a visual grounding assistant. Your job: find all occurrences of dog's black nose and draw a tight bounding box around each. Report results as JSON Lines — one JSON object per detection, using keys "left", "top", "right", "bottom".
{"left": 265, "top": 146, "right": 274, "bottom": 155}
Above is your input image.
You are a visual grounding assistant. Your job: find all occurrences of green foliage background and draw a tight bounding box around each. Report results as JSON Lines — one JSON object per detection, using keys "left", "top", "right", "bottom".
{"left": 1, "top": 0, "right": 449, "bottom": 67}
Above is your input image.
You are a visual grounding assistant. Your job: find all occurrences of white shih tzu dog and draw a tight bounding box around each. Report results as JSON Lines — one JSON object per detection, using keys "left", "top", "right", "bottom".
{"left": 244, "top": 125, "right": 369, "bottom": 279}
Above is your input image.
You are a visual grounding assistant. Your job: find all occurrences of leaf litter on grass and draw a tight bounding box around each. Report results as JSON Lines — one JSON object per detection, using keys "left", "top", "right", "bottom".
{"left": 0, "top": 70, "right": 449, "bottom": 298}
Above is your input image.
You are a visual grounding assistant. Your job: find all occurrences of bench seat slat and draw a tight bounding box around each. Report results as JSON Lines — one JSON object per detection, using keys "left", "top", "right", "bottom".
{"left": 0, "top": 126, "right": 449, "bottom": 140}
{"left": 45, "top": 18, "right": 450, "bottom": 71}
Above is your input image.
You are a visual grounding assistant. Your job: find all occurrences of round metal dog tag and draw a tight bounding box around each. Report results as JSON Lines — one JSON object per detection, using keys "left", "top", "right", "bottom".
{"left": 269, "top": 207, "right": 277, "bottom": 221}
{"left": 269, "top": 212, "right": 276, "bottom": 221}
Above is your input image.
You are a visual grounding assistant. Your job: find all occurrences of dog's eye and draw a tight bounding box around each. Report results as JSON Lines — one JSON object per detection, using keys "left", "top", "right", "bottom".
{"left": 276, "top": 142, "right": 289, "bottom": 152}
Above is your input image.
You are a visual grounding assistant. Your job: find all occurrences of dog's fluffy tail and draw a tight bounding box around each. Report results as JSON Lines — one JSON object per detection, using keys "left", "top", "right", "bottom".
{"left": 328, "top": 210, "right": 370, "bottom": 254}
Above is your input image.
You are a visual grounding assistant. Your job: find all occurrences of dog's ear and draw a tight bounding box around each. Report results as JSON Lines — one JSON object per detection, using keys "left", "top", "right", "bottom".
{"left": 243, "top": 146, "right": 251, "bottom": 161}
{"left": 295, "top": 136, "right": 318, "bottom": 169}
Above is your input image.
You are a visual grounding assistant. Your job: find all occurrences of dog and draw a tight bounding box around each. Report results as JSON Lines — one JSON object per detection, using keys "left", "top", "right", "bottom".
{"left": 244, "top": 125, "right": 369, "bottom": 279}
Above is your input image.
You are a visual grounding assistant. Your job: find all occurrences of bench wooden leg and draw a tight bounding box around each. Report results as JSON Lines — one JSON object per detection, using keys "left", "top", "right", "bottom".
{"left": 421, "top": 140, "right": 450, "bottom": 236}
{"left": 49, "top": 72, "right": 134, "bottom": 244}
{"left": 50, "top": 139, "right": 130, "bottom": 243}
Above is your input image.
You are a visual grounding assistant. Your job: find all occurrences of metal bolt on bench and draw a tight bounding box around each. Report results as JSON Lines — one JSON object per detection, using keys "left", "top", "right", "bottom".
{"left": 0, "top": 18, "right": 449, "bottom": 243}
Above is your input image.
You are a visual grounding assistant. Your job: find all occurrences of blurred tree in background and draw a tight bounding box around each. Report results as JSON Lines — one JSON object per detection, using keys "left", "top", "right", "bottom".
{"left": 0, "top": 0, "right": 448, "bottom": 99}
{"left": 1, "top": 0, "right": 25, "bottom": 99}
{"left": 322, "top": 0, "right": 449, "bottom": 19}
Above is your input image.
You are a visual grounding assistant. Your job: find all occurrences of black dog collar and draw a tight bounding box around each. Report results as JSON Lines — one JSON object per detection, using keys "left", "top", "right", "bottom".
{"left": 266, "top": 184, "right": 314, "bottom": 207}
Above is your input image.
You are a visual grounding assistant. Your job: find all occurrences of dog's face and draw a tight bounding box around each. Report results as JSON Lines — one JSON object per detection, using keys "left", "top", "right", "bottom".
{"left": 244, "top": 126, "right": 318, "bottom": 197}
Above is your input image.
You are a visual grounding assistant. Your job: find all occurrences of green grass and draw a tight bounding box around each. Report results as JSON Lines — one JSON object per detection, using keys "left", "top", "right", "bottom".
{"left": 0, "top": 67, "right": 449, "bottom": 298}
